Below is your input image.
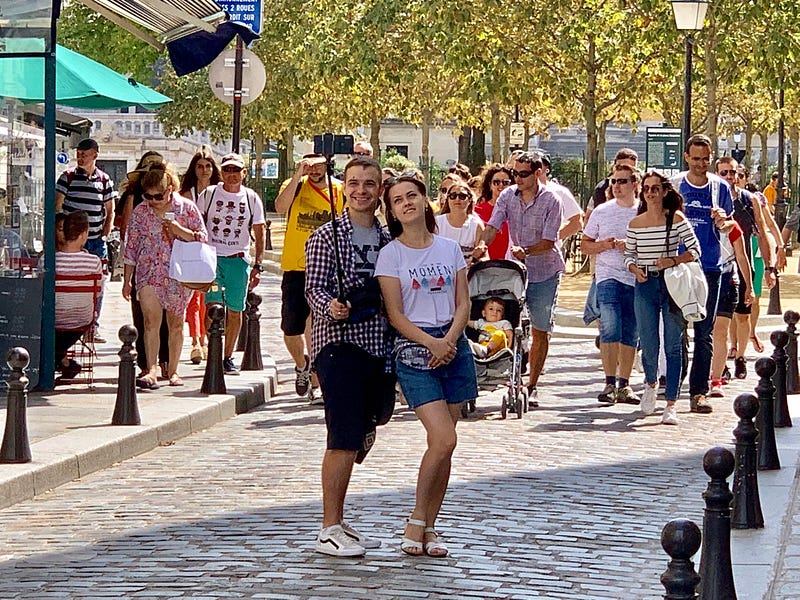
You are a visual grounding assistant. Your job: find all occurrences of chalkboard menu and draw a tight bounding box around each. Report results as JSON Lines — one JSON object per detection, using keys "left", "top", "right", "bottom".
{"left": 0, "top": 277, "right": 42, "bottom": 389}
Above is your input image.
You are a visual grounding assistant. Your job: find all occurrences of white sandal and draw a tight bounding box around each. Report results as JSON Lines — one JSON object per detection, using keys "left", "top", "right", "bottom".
{"left": 401, "top": 518, "right": 425, "bottom": 556}
{"left": 424, "top": 527, "right": 448, "bottom": 558}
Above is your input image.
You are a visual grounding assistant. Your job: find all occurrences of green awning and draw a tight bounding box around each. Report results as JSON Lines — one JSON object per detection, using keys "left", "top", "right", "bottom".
{"left": 0, "top": 44, "right": 171, "bottom": 109}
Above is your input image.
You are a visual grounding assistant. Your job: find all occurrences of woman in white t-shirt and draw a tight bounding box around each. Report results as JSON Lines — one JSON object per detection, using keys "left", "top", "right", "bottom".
{"left": 434, "top": 182, "right": 485, "bottom": 266}
{"left": 375, "top": 175, "right": 477, "bottom": 559}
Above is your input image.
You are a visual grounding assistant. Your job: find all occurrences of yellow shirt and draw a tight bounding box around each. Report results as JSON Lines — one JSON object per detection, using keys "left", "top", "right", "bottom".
{"left": 280, "top": 176, "right": 344, "bottom": 271}
{"left": 764, "top": 182, "right": 776, "bottom": 210}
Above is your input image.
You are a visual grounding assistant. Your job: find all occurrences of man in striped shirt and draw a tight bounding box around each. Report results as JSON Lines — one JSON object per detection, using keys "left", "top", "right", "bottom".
{"left": 55, "top": 211, "right": 103, "bottom": 379}
{"left": 55, "top": 139, "right": 116, "bottom": 342}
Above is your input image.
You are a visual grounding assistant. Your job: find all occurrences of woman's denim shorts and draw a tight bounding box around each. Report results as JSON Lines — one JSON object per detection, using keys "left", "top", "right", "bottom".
{"left": 395, "top": 325, "right": 478, "bottom": 410}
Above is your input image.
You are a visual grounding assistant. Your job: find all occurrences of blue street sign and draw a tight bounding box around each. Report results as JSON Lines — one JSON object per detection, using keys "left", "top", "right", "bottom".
{"left": 56, "top": 151, "right": 69, "bottom": 164}
{"left": 215, "top": 1, "right": 262, "bottom": 35}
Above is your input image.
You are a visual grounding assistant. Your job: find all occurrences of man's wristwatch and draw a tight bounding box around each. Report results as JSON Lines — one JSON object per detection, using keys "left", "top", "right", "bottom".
{"left": 252, "top": 264, "right": 264, "bottom": 273}
{"left": 765, "top": 266, "right": 777, "bottom": 274}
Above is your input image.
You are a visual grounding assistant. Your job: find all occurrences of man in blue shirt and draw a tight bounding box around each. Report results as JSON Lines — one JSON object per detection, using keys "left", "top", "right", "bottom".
{"left": 672, "top": 134, "right": 733, "bottom": 414}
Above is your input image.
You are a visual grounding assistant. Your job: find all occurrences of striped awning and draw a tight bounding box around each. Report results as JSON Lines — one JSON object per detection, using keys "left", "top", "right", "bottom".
{"left": 80, "top": 0, "right": 226, "bottom": 45}
{"left": 77, "top": 0, "right": 259, "bottom": 75}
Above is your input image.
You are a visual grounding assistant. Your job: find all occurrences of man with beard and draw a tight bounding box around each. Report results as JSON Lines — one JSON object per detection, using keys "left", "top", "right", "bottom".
{"left": 275, "top": 154, "right": 344, "bottom": 403}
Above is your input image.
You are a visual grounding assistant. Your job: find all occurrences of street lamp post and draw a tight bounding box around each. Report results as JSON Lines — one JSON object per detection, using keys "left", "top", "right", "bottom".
{"left": 671, "top": 0, "right": 708, "bottom": 168}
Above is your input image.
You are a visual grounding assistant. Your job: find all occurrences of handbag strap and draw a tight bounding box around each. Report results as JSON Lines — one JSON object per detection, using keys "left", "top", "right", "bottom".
{"left": 662, "top": 210, "right": 675, "bottom": 258}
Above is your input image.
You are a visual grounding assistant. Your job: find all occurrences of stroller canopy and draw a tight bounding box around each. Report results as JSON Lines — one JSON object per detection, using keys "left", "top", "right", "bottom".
{"left": 467, "top": 259, "right": 527, "bottom": 302}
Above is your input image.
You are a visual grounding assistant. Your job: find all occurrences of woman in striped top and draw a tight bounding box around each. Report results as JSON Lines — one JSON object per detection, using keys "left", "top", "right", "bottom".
{"left": 624, "top": 171, "right": 701, "bottom": 425}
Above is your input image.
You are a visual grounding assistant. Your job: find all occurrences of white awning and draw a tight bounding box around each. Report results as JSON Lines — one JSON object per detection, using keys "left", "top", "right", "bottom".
{"left": 78, "top": 0, "right": 228, "bottom": 49}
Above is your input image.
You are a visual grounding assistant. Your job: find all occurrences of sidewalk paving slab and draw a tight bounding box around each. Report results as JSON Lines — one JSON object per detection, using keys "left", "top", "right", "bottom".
{"left": 0, "top": 280, "right": 279, "bottom": 510}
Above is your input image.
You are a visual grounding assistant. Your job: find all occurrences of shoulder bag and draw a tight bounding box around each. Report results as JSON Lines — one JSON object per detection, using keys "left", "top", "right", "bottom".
{"left": 169, "top": 239, "right": 217, "bottom": 292}
{"left": 662, "top": 212, "right": 708, "bottom": 322}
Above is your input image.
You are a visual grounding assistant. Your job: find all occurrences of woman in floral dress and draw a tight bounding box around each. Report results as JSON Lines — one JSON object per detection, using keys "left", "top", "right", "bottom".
{"left": 123, "top": 165, "right": 207, "bottom": 388}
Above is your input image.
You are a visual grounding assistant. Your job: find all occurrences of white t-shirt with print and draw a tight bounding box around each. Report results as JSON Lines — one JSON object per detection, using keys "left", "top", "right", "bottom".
{"left": 197, "top": 184, "right": 266, "bottom": 256}
{"left": 583, "top": 198, "right": 638, "bottom": 286}
{"left": 375, "top": 235, "right": 467, "bottom": 328}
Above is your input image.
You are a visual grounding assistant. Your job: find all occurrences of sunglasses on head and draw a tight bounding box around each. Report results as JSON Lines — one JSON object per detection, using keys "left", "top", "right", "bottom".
{"left": 143, "top": 192, "right": 168, "bottom": 201}
{"left": 610, "top": 177, "right": 634, "bottom": 185}
{"left": 447, "top": 191, "right": 470, "bottom": 201}
{"left": 642, "top": 184, "right": 662, "bottom": 194}
{"left": 511, "top": 169, "right": 534, "bottom": 179}
{"left": 492, "top": 179, "right": 512, "bottom": 186}
{"left": 719, "top": 169, "right": 737, "bottom": 177}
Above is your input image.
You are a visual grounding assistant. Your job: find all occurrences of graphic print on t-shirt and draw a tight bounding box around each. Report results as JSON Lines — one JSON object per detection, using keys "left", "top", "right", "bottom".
{"left": 351, "top": 223, "right": 380, "bottom": 281}
{"left": 207, "top": 191, "right": 251, "bottom": 249}
{"left": 407, "top": 263, "right": 455, "bottom": 295}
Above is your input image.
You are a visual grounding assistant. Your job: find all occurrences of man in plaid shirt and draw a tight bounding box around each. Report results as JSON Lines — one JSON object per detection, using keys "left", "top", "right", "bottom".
{"left": 304, "top": 156, "right": 394, "bottom": 558}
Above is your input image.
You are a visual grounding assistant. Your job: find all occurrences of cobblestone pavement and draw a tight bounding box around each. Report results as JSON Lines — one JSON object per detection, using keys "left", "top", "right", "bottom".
{"left": 0, "top": 272, "right": 785, "bottom": 599}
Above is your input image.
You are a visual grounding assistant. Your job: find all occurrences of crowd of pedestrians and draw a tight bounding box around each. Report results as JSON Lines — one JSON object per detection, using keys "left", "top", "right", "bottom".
{"left": 51, "top": 134, "right": 795, "bottom": 559}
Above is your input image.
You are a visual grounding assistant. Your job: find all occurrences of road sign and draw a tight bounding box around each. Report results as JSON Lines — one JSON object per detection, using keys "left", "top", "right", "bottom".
{"left": 645, "top": 127, "right": 682, "bottom": 175}
{"left": 214, "top": 1, "right": 262, "bottom": 35}
{"left": 56, "top": 152, "right": 69, "bottom": 165}
{"left": 509, "top": 122, "right": 525, "bottom": 146}
{"left": 208, "top": 48, "right": 266, "bottom": 105}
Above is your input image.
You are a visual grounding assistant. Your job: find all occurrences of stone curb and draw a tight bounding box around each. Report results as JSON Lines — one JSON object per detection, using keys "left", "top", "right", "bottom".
{"left": 0, "top": 357, "right": 278, "bottom": 511}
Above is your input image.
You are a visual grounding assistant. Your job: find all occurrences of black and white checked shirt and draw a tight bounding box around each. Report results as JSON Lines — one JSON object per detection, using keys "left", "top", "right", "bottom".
{"left": 304, "top": 210, "right": 392, "bottom": 364}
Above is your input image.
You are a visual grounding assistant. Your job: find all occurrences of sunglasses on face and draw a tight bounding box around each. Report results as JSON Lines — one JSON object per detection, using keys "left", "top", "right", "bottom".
{"left": 143, "top": 192, "right": 168, "bottom": 201}
{"left": 736, "top": 172, "right": 746, "bottom": 178}
{"left": 352, "top": 151, "right": 370, "bottom": 157}
{"left": 719, "top": 169, "right": 737, "bottom": 177}
{"left": 609, "top": 177, "right": 634, "bottom": 185}
{"left": 492, "top": 179, "right": 512, "bottom": 186}
{"left": 447, "top": 192, "right": 470, "bottom": 201}
{"left": 511, "top": 169, "right": 534, "bottom": 179}
{"left": 642, "top": 184, "right": 662, "bottom": 194}
{"left": 222, "top": 166, "right": 242, "bottom": 173}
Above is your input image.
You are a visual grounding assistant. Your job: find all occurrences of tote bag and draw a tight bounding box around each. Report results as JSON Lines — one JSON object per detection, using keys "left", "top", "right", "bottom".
{"left": 169, "top": 240, "right": 217, "bottom": 291}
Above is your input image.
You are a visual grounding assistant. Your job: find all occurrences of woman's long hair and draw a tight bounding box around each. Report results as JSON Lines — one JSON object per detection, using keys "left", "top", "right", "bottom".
{"left": 179, "top": 146, "right": 221, "bottom": 195}
{"left": 638, "top": 170, "right": 684, "bottom": 216}
{"left": 479, "top": 164, "right": 512, "bottom": 203}
{"left": 383, "top": 175, "right": 437, "bottom": 238}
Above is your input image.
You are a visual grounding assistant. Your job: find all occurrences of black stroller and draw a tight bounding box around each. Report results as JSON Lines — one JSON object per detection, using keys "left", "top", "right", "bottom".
{"left": 465, "top": 259, "right": 530, "bottom": 419}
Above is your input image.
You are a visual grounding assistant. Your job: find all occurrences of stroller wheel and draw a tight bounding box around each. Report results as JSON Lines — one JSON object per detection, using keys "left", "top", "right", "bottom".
{"left": 460, "top": 402, "right": 469, "bottom": 419}
{"left": 468, "top": 399, "right": 476, "bottom": 413}
{"left": 500, "top": 394, "right": 508, "bottom": 419}
{"left": 515, "top": 394, "right": 524, "bottom": 419}
{"left": 595, "top": 335, "right": 600, "bottom": 349}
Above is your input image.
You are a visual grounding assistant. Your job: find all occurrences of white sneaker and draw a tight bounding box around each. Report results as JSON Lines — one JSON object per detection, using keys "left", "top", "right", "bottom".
{"left": 341, "top": 521, "right": 381, "bottom": 549}
{"left": 661, "top": 405, "right": 679, "bottom": 425}
{"left": 315, "top": 524, "right": 366, "bottom": 557}
{"left": 708, "top": 382, "right": 724, "bottom": 398}
{"left": 308, "top": 387, "right": 324, "bottom": 406}
{"left": 641, "top": 385, "right": 657, "bottom": 416}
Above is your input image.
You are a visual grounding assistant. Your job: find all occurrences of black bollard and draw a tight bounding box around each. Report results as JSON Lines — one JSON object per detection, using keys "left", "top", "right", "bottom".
{"left": 730, "top": 394, "right": 764, "bottom": 529}
{"left": 201, "top": 303, "right": 227, "bottom": 395}
{"left": 265, "top": 219, "right": 272, "bottom": 250}
{"left": 241, "top": 292, "right": 263, "bottom": 371}
{"left": 0, "top": 347, "right": 31, "bottom": 463}
{"left": 660, "top": 518, "right": 701, "bottom": 600}
{"left": 697, "top": 447, "right": 737, "bottom": 600}
{"left": 112, "top": 325, "right": 141, "bottom": 426}
{"left": 784, "top": 310, "right": 800, "bottom": 393}
{"left": 755, "top": 357, "right": 781, "bottom": 471}
{"left": 771, "top": 330, "right": 792, "bottom": 427}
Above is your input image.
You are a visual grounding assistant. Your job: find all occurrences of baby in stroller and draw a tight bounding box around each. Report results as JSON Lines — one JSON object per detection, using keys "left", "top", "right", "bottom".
{"left": 468, "top": 297, "right": 513, "bottom": 358}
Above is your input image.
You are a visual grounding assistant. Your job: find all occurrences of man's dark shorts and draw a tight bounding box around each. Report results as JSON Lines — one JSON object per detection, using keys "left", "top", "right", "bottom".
{"left": 316, "top": 342, "right": 392, "bottom": 451}
{"left": 281, "top": 270, "right": 311, "bottom": 336}
{"left": 717, "top": 270, "right": 738, "bottom": 319}
{"left": 733, "top": 267, "right": 753, "bottom": 315}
